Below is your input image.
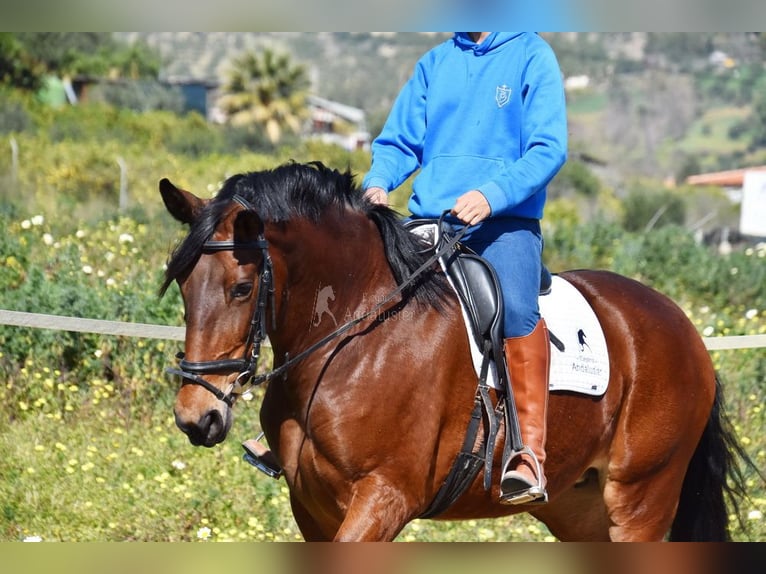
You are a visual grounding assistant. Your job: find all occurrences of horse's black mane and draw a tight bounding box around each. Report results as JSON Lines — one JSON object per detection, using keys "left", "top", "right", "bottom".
{"left": 161, "top": 162, "right": 449, "bottom": 308}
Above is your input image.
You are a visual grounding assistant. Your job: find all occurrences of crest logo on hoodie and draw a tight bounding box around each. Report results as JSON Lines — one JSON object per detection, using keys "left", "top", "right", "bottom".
{"left": 496, "top": 84, "right": 512, "bottom": 108}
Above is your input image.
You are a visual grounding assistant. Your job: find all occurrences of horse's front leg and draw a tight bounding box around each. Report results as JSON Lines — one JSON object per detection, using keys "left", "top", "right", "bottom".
{"left": 290, "top": 494, "right": 332, "bottom": 541}
{"left": 333, "top": 477, "right": 417, "bottom": 541}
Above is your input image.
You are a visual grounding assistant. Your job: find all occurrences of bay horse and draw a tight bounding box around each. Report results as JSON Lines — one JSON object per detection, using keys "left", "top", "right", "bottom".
{"left": 159, "top": 161, "right": 751, "bottom": 542}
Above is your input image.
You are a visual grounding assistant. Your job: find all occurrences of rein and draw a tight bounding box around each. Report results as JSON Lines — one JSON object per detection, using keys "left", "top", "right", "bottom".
{"left": 168, "top": 203, "right": 466, "bottom": 407}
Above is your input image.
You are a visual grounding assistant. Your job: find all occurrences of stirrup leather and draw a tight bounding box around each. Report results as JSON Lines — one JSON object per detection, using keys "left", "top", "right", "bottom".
{"left": 499, "top": 445, "right": 548, "bottom": 505}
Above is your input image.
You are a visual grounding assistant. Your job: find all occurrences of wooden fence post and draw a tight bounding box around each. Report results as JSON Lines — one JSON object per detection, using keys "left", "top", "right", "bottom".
{"left": 116, "top": 156, "right": 128, "bottom": 211}
{"left": 10, "top": 136, "right": 19, "bottom": 182}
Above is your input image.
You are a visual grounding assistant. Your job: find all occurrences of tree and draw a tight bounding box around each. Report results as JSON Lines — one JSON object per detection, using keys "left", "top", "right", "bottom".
{"left": 1, "top": 33, "right": 161, "bottom": 91}
{"left": 748, "top": 85, "right": 766, "bottom": 149}
{"left": 14, "top": 33, "right": 113, "bottom": 74}
{"left": 68, "top": 41, "right": 161, "bottom": 80}
{"left": 644, "top": 33, "right": 714, "bottom": 71}
{"left": 621, "top": 184, "right": 686, "bottom": 232}
{"left": 217, "top": 48, "right": 309, "bottom": 144}
{"left": 0, "top": 33, "right": 44, "bottom": 90}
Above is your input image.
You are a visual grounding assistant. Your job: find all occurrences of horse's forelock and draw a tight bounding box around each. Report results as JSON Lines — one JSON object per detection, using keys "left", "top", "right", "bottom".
{"left": 160, "top": 164, "right": 352, "bottom": 296}
{"left": 159, "top": 196, "right": 231, "bottom": 296}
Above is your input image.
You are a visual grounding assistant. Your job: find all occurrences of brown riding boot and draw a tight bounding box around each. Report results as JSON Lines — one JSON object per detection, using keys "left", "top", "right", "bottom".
{"left": 499, "top": 318, "right": 550, "bottom": 505}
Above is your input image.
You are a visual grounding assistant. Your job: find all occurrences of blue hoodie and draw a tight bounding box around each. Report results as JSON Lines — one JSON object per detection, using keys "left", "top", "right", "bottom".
{"left": 363, "top": 32, "right": 568, "bottom": 220}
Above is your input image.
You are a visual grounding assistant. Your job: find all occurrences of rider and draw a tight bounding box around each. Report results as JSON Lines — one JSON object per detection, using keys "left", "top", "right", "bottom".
{"left": 363, "top": 32, "right": 568, "bottom": 504}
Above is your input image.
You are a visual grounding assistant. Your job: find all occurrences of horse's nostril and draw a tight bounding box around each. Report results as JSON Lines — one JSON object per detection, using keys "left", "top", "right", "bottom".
{"left": 175, "top": 412, "right": 203, "bottom": 446}
{"left": 175, "top": 408, "right": 228, "bottom": 447}
{"left": 202, "top": 410, "right": 224, "bottom": 445}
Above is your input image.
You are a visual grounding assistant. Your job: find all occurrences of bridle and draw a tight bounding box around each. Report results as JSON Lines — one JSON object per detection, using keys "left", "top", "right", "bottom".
{"left": 166, "top": 194, "right": 275, "bottom": 407}
{"left": 166, "top": 200, "right": 467, "bottom": 407}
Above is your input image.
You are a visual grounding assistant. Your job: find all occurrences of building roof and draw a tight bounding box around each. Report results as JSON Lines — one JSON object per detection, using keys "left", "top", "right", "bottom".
{"left": 307, "top": 95, "right": 365, "bottom": 125}
{"left": 685, "top": 166, "right": 766, "bottom": 187}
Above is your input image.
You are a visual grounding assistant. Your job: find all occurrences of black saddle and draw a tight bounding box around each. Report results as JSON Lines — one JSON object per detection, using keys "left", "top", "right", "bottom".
{"left": 406, "top": 218, "right": 552, "bottom": 351}
{"left": 443, "top": 242, "right": 504, "bottom": 350}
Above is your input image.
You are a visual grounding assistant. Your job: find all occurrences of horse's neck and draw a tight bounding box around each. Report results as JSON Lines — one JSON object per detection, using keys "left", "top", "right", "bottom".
{"left": 266, "top": 215, "right": 395, "bottom": 353}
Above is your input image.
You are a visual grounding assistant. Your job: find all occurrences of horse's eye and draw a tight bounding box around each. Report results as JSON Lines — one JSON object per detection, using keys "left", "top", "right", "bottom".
{"left": 231, "top": 282, "right": 253, "bottom": 299}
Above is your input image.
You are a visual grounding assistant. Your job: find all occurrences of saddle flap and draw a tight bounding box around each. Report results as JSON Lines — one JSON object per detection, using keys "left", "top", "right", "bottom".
{"left": 406, "top": 218, "right": 504, "bottom": 349}
{"left": 443, "top": 251, "right": 503, "bottom": 347}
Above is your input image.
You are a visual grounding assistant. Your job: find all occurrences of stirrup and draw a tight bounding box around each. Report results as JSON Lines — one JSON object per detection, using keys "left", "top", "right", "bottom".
{"left": 499, "top": 483, "right": 548, "bottom": 505}
{"left": 498, "top": 446, "right": 547, "bottom": 505}
{"left": 242, "top": 436, "right": 283, "bottom": 479}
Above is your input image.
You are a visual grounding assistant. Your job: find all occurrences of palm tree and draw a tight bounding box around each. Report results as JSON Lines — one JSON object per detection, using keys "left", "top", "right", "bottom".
{"left": 218, "top": 48, "right": 310, "bottom": 144}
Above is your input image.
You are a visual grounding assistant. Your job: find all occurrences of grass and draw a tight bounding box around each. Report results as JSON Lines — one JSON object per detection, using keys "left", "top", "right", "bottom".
{"left": 0, "top": 378, "right": 303, "bottom": 542}
{"left": 566, "top": 90, "right": 608, "bottom": 116}
{"left": 676, "top": 106, "right": 751, "bottom": 155}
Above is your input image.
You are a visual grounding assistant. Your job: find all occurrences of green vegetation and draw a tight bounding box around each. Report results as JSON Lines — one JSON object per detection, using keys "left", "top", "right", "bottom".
{"left": 0, "top": 34, "right": 764, "bottom": 542}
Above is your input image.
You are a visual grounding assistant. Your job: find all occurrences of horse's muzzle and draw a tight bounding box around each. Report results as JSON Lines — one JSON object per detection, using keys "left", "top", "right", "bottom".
{"left": 174, "top": 407, "right": 231, "bottom": 447}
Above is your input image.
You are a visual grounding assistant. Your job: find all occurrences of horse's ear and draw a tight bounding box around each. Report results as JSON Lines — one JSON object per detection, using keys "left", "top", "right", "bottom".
{"left": 159, "top": 178, "right": 205, "bottom": 225}
{"left": 233, "top": 209, "right": 264, "bottom": 243}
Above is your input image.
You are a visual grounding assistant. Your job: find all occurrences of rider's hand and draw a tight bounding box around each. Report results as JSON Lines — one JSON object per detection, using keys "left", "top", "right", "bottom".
{"left": 364, "top": 186, "right": 388, "bottom": 206}
{"left": 452, "top": 190, "right": 491, "bottom": 226}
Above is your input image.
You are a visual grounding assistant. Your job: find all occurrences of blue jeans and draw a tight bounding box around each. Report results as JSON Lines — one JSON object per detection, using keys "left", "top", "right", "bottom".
{"left": 460, "top": 217, "right": 543, "bottom": 338}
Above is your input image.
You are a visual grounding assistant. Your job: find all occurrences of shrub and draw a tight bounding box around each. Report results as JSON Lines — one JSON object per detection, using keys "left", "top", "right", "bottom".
{"left": 621, "top": 183, "right": 686, "bottom": 231}
{"left": 550, "top": 159, "right": 602, "bottom": 198}
{"left": 86, "top": 80, "right": 185, "bottom": 114}
{"left": 0, "top": 90, "right": 32, "bottom": 134}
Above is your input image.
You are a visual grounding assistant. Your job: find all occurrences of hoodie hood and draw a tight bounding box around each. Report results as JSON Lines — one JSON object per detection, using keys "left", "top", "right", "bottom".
{"left": 454, "top": 32, "right": 524, "bottom": 55}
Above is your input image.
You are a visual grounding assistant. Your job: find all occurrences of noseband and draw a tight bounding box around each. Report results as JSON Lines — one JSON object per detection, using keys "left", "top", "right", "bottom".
{"left": 166, "top": 195, "right": 275, "bottom": 407}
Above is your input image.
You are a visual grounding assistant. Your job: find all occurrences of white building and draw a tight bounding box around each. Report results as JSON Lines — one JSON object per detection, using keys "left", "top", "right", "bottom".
{"left": 306, "top": 95, "right": 370, "bottom": 152}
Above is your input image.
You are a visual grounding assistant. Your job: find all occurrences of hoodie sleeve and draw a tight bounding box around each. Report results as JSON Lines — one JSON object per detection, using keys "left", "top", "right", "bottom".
{"left": 362, "top": 58, "right": 429, "bottom": 192}
{"left": 476, "top": 40, "right": 568, "bottom": 216}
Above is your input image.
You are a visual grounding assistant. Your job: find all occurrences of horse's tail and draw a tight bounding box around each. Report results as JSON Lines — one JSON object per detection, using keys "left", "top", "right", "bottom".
{"left": 669, "top": 374, "right": 757, "bottom": 541}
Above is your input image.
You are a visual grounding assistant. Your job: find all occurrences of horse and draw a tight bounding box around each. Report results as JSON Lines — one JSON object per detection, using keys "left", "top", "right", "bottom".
{"left": 159, "top": 161, "right": 752, "bottom": 542}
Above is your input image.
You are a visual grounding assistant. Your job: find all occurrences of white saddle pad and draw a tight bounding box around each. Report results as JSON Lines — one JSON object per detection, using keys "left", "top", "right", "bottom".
{"left": 539, "top": 275, "right": 610, "bottom": 396}
{"left": 450, "top": 272, "right": 609, "bottom": 397}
